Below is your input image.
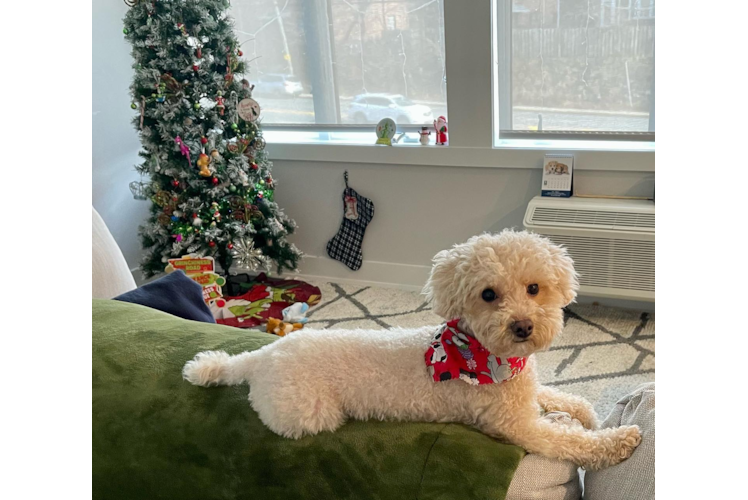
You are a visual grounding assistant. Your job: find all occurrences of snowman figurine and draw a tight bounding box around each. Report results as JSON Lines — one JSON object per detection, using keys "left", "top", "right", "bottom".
{"left": 419, "top": 127, "right": 431, "bottom": 146}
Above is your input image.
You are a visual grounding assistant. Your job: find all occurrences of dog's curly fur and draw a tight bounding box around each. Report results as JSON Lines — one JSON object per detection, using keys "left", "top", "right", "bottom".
{"left": 184, "top": 230, "right": 640, "bottom": 469}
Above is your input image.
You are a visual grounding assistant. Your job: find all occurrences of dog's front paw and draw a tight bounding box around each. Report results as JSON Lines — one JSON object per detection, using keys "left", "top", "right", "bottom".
{"left": 613, "top": 424, "right": 642, "bottom": 459}
{"left": 586, "top": 425, "right": 642, "bottom": 470}
{"left": 183, "top": 351, "right": 230, "bottom": 386}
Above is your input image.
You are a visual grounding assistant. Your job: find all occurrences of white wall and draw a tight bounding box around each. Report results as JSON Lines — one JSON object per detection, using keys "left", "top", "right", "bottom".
{"left": 270, "top": 160, "right": 654, "bottom": 292}
{"left": 92, "top": 0, "right": 149, "bottom": 273}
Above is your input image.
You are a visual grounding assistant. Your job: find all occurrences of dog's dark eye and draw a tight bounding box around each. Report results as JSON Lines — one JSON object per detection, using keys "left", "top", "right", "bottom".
{"left": 527, "top": 284, "right": 539, "bottom": 296}
{"left": 481, "top": 289, "right": 497, "bottom": 302}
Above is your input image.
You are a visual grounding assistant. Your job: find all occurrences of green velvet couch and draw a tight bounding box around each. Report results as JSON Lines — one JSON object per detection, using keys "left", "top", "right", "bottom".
{"left": 93, "top": 299, "right": 528, "bottom": 500}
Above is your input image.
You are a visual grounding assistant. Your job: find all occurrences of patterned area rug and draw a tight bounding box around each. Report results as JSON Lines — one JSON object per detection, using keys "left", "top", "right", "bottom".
{"left": 305, "top": 281, "right": 655, "bottom": 418}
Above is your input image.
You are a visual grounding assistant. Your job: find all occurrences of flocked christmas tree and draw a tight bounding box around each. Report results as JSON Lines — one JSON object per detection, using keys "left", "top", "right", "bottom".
{"left": 123, "top": 0, "right": 301, "bottom": 277}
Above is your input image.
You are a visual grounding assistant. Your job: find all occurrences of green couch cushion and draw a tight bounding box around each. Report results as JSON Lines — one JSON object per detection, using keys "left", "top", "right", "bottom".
{"left": 93, "top": 299, "right": 525, "bottom": 500}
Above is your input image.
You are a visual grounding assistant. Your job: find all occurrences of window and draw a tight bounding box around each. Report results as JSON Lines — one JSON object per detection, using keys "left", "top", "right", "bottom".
{"left": 495, "top": 0, "right": 655, "bottom": 141}
{"left": 231, "top": 0, "right": 447, "bottom": 129}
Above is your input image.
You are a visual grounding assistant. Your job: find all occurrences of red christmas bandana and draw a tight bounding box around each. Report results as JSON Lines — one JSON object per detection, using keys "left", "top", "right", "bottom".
{"left": 425, "top": 319, "right": 527, "bottom": 385}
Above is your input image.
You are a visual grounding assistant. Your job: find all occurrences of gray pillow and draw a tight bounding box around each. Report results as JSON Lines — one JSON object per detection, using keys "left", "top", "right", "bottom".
{"left": 583, "top": 383, "right": 655, "bottom": 500}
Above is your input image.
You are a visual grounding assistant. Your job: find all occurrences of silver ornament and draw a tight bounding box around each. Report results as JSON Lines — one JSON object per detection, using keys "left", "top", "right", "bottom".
{"left": 129, "top": 181, "right": 148, "bottom": 200}
{"left": 230, "top": 237, "right": 269, "bottom": 272}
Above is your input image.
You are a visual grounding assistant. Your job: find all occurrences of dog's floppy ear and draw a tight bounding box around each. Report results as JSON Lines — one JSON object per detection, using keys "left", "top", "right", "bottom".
{"left": 423, "top": 248, "right": 463, "bottom": 320}
{"left": 548, "top": 242, "right": 579, "bottom": 307}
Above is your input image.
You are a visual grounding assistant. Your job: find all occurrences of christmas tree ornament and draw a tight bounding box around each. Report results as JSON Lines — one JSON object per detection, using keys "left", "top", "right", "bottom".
{"left": 229, "top": 185, "right": 237, "bottom": 193}
{"left": 193, "top": 217, "right": 203, "bottom": 227}
{"left": 196, "top": 47, "right": 202, "bottom": 59}
{"left": 209, "top": 241, "right": 216, "bottom": 247}
{"left": 212, "top": 177, "right": 219, "bottom": 185}
{"left": 174, "top": 136, "right": 192, "bottom": 167}
{"left": 123, "top": 28, "right": 129, "bottom": 35}
{"left": 177, "top": 23, "right": 188, "bottom": 36}
{"left": 130, "top": 102, "right": 137, "bottom": 109}
{"left": 200, "top": 136, "right": 208, "bottom": 145}
{"left": 171, "top": 179, "right": 180, "bottom": 188}
{"left": 194, "top": 102, "right": 201, "bottom": 110}
{"left": 237, "top": 98, "right": 261, "bottom": 122}
{"left": 251, "top": 162, "right": 259, "bottom": 171}
{"left": 210, "top": 149, "right": 220, "bottom": 159}
{"left": 230, "top": 237, "right": 269, "bottom": 272}
{"left": 231, "top": 123, "right": 239, "bottom": 131}
{"left": 227, "top": 243, "right": 234, "bottom": 250}
{"left": 153, "top": 191, "right": 171, "bottom": 207}
{"left": 237, "top": 49, "right": 243, "bottom": 57}
{"left": 197, "top": 153, "right": 212, "bottom": 177}
{"left": 326, "top": 171, "right": 375, "bottom": 271}
{"left": 215, "top": 91, "right": 226, "bottom": 115}
{"left": 129, "top": 181, "right": 148, "bottom": 200}
{"left": 192, "top": 64, "right": 199, "bottom": 72}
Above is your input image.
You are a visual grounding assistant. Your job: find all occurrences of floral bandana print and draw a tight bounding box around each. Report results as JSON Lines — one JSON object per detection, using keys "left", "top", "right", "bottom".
{"left": 425, "top": 319, "right": 527, "bottom": 385}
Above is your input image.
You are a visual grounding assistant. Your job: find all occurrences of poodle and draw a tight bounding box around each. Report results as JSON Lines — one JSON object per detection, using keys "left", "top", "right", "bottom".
{"left": 183, "top": 230, "right": 640, "bottom": 469}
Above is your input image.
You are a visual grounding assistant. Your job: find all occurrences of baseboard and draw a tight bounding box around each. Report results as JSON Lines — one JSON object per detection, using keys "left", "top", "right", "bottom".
{"left": 280, "top": 254, "right": 432, "bottom": 292}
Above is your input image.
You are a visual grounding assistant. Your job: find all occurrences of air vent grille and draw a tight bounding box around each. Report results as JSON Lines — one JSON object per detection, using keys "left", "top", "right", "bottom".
{"left": 530, "top": 207, "right": 655, "bottom": 231}
{"left": 544, "top": 234, "right": 655, "bottom": 292}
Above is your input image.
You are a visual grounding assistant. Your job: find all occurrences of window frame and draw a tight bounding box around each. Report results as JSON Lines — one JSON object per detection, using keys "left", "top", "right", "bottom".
{"left": 492, "top": 0, "right": 655, "bottom": 144}
{"left": 258, "top": 0, "right": 655, "bottom": 172}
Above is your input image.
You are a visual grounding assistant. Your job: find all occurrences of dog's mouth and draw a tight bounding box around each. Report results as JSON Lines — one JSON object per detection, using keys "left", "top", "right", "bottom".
{"left": 513, "top": 339, "right": 530, "bottom": 343}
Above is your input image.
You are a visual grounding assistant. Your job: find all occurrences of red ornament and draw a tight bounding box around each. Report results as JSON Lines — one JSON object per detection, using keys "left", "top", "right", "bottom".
{"left": 237, "top": 50, "right": 243, "bottom": 56}
{"left": 266, "top": 177, "right": 272, "bottom": 184}
{"left": 209, "top": 241, "right": 216, "bottom": 247}
{"left": 251, "top": 163, "right": 259, "bottom": 171}
{"left": 192, "top": 213, "right": 198, "bottom": 218}
{"left": 227, "top": 243, "right": 234, "bottom": 250}
{"left": 257, "top": 192, "right": 264, "bottom": 199}
{"left": 200, "top": 136, "right": 208, "bottom": 145}
{"left": 171, "top": 179, "right": 180, "bottom": 187}
{"left": 212, "top": 177, "right": 219, "bottom": 185}
{"left": 192, "top": 64, "right": 199, "bottom": 72}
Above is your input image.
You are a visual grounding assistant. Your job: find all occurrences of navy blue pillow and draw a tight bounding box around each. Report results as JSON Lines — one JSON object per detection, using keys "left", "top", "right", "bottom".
{"left": 114, "top": 270, "right": 216, "bottom": 323}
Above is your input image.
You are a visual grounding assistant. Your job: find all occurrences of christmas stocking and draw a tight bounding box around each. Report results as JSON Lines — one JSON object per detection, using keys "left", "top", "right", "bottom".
{"left": 326, "top": 178, "right": 374, "bottom": 271}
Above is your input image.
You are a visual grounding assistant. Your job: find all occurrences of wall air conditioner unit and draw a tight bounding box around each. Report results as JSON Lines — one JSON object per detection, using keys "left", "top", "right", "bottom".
{"left": 523, "top": 196, "right": 654, "bottom": 301}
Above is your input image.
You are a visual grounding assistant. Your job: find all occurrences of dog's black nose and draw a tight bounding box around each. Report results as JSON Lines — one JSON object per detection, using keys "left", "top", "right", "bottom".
{"left": 511, "top": 319, "right": 533, "bottom": 339}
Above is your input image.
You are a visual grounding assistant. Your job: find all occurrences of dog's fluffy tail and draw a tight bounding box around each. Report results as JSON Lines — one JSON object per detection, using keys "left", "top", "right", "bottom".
{"left": 182, "top": 350, "right": 258, "bottom": 387}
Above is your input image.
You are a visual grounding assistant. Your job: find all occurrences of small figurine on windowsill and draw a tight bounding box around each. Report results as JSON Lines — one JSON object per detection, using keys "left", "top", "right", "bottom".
{"left": 419, "top": 127, "right": 431, "bottom": 146}
{"left": 434, "top": 116, "right": 448, "bottom": 145}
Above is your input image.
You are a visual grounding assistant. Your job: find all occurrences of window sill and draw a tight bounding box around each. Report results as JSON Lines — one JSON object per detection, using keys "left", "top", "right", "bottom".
{"left": 264, "top": 137, "right": 655, "bottom": 172}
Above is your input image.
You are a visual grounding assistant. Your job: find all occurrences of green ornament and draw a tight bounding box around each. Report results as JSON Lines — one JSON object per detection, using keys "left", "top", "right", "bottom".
{"left": 130, "top": 103, "right": 137, "bottom": 109}
{"left": 194, "top": 102, "right": 201, "bottom": 110}
{"left": 231, "top": 123, "right": 239, "bottom": 130}
{"left": 151, "top": 93, "right": 157, "bottom": 98}
{"left": 123, "top": 28, "right": 129, "bottom": 35}
{"left": 259, "top": 180, "right": 265, "bottom": 185}
{"left": 229, "top": 185, "right": 237, "bottom": 193}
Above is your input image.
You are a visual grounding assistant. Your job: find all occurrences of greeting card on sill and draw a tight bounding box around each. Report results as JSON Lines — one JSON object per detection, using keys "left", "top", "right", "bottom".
{"left": 541, "top": 154, "right": 574, "bottom": 198}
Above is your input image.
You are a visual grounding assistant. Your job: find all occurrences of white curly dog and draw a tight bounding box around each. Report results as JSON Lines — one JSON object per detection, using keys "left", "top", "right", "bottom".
{"left": 183, "top": 230, "right": 640, "bottom": 469}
